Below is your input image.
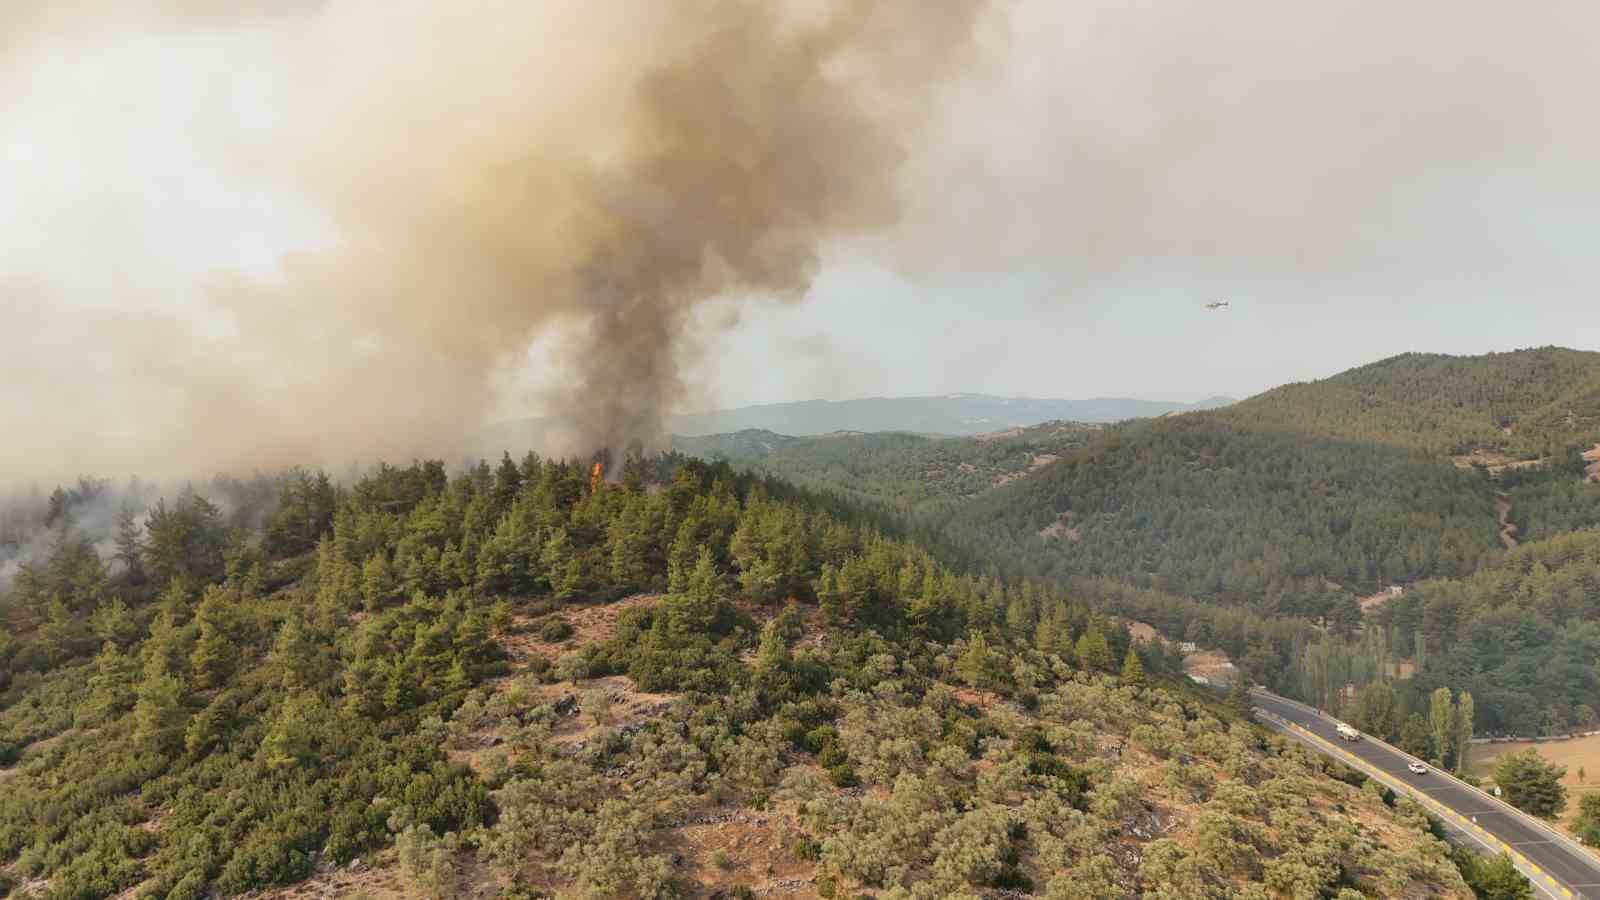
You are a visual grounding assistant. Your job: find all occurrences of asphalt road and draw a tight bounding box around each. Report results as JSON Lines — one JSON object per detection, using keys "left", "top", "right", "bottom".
{"left": 1254, "top": 690, "right": 1600, "bottom": 899}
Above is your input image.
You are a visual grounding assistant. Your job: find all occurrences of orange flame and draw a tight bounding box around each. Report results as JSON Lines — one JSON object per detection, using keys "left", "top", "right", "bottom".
{"left": 590, "top": 461, "right": 604, "bottom": 493}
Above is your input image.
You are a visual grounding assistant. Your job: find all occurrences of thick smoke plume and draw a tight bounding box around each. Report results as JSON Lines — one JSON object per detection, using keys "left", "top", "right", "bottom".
{"left": 1, "top": 0, "right": 986, "bottom": 481}
{"left": 9, "top": 0, "right": 1596, "bottom": 484}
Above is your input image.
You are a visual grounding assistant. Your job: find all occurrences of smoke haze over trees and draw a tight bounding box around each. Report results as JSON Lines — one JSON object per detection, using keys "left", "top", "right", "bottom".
{"left": 6, "top": 1, "right": 1600, "bottom": 483}
{"left": 1, "top": 0, "right": 987, "bottom": 481}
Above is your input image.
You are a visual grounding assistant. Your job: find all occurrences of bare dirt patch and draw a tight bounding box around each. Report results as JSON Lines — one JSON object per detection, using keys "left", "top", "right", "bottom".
{"left": 542, "top": 675, "right": 676, "bottom": 747}
{"left": 1359, "top": 591, "right": 1396, "bottom": 615}
{"left": 1384, "top": 660, "right": 1417, "bottom": 680}
{"left": 975, "top": 427, "right": 1026, "bottom": 442}
{"left": 1037, "top": 510, "right": 1081, "bottom": 542}
{"left": 992, "top": 452, "right": 1064, "bottom": 488}
{"left": 1451, "top": 450, "right": 1546, "bottom": 476}
{"left": 449, "top": 672, "right": 679, "bottom": 774}
{"left": 661, "top": 807, "right": 816, "bottom": 897}
{"left": 498, "top": 593, "right": 660, "bottom": 670}
{"left": 1126, "top": 621, "right": 1163, "bottom": 644}
{"left": 1495, "top": 492, "right": 1519, "bottom": 549}
{"left": 1183, "top": 649, "right": 1237, "bottom": 684}
{"left": 1584, "top": 443, "right": 1600, "bottom": 482}
{"left": 244, "top": 849, "right": 508, "bottom": 900}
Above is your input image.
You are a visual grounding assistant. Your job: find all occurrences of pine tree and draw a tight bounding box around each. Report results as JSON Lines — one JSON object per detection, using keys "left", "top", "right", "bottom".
{"left": 35, "top": 596, "right": 88, "bottom": 664}
{"left": 361, "top": 551, "right": 398, "bottom": 611}
{"left": 113, "top": 503, "right": 145, "bottom": 583}
{"left": 271, "top": 615, "right": 326, "bottom": 692}
{"left": 492, "top": 451, "right": 523, "bottom": 513}
{"left": 189, "top": 588, "right": 237, "bottom": 691}
{"left": 956, "top": 631, "right": 999, "bottom": 690}
{"left": 1075, "top": 628, "right": 1113, "bottom": 672}
{"left": 184, "top": 693, "right": 235, "bottom": 757}
{"left": 663, "top": 546, "right": 723, "bottom": 634}
{"left": 1493, "top": 750, "right": 1567, "bottom": 818}
{"left": 1121, "top": 647, "right": 1146, "bottom": 685}
{"left": 79, "top": 642, "right": 138, "bottom": 726}
{"left": 1227, "top": 676, "right": 1253, "bottom": 717}
{"left": 262, "top": 693, "right": 321, "bottom": 769}
{"left": 815, "top": 562, "right": 843, "bottom": 625}
{"left": 134, "top": 673, "right": 189, "bottom": 752}
{"left": 1005, "top": 590, "right": 1036, "bottom": 640}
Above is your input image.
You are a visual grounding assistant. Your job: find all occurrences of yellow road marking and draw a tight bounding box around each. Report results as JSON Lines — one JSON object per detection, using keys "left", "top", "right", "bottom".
{"left": 1268, "top": 715, "right": 1575, "bottom": 899}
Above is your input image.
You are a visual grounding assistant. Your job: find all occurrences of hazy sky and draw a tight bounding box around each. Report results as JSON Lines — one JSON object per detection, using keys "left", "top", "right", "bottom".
{"left": 4, "top": 0, "right": 1599, "bottom": 478}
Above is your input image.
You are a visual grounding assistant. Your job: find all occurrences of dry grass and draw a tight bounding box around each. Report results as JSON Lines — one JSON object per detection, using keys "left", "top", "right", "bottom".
{"left": 1359, "top": 591, "right": 1398, "bottom": 615}
{"left": 1038, "top": 510, "right": 1081, "bottom": 542}
{"left": 1183, "top": 649, "right": 1237, "bottom": 683}
{"left": 660, "top": 806, "right": 818, "bottom": 897}
{"left": 1126, "top": 621, "right": 1162, "bottom": 644}
{"left": 1473, "top": 733, "right": 1600, "bottom": 828}
{"left": 239, "top": 849, "right": 513, "bottom": 900}
{"left": 1450, "top": 450, "right": 1546, "bottom": 475}
{"left": 974, "top": 427, "right": 1027, "bottom": 442}
{"left": 497, "top": 593, "right": 662, "bottom": 672}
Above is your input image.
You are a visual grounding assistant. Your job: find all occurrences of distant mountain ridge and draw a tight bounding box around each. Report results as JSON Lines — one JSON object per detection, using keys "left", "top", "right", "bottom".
{"left": 666, "top": 392, "right": 1233, "bottom": 436}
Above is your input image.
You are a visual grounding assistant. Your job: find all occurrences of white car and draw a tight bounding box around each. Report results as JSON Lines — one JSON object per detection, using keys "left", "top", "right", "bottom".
{"left": 1407, "top": 762, "right": 1429, "bottom": 774}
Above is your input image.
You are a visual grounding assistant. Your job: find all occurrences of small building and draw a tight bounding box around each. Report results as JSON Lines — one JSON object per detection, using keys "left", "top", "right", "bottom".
{"left": 1179, "top": 641, "right": 1198, "bottom": 654}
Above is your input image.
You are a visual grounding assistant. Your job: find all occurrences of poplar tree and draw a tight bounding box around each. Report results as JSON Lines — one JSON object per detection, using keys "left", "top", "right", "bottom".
{"left": 1455, "top": 691, "right": 1475, "bottom": 773}
{"left": 1429, "top": 687, "right": 1456, "bottom": 768}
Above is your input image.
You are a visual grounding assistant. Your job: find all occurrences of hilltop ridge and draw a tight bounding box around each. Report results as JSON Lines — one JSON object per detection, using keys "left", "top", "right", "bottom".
{"left": 1225, "top": 346, "right": 1600, "bottom": 456}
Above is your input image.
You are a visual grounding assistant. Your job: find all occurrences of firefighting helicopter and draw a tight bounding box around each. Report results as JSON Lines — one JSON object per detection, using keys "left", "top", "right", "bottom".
{"left": 1203, "top": 300, "right": 1230, "bottom": 310}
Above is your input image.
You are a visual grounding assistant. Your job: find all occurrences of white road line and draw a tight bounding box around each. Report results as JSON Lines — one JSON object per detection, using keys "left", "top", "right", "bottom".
{"left": 1254, "top": 709, "right": 1568, "bottom": 900}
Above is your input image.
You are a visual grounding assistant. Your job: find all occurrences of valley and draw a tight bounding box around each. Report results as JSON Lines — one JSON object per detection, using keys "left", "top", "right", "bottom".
{"left": 6, "top": 2, "right": 1596, "bottom": 895}
{"left": 5, "top": 347, "right": 1600, "bottom": 898}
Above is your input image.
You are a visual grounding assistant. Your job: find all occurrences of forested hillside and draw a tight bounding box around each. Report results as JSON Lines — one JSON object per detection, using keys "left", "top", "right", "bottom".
{"left": 663, "top": 349, "right": 1600, "bottom": 744}
{"left": 0, "top": 456, "right": 1477, "bottom": 899}
{"left": 1224, "top": 347, "right": 1600, "bottom": 458}
{"left": 675, "top": 421, "right": 1101, "bottom": 518}
{"left": 695, "top": 349, "right": 1599, "bottom": 616}
{"left": 1374, "top": 528, "right": 1600, "bottom": 736}
{"left": 941, "top": 419, "right": 1499, "bottom": 616}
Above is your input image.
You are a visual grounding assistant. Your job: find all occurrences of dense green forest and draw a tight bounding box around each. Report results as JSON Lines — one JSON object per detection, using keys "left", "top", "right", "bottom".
{"left": 689, "top": 350, "right": 1600, "bottom": 617}
{"left": 1503, "top": 467, "right": 1600, "bottom": 542}
{"left": 933, "top": 350, "right": 1600, "bottom": 611}
{"left": 0, "top": 455, "right": 1484, "bottom": 899}
{"left": 668, "top": 349, "right": 1600, "bottom": 742}
{"left": 942, "top": 419, "right": 1499, "bottom": 613}
{"left": 1372, "top": 528, "right": 1600, "bottom": 736}
{"left": 675, "top": 421, "right": 1101, "bottom": 519}
{"left": 1220, "top": 347, "right": 1600, "bottom": 457}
